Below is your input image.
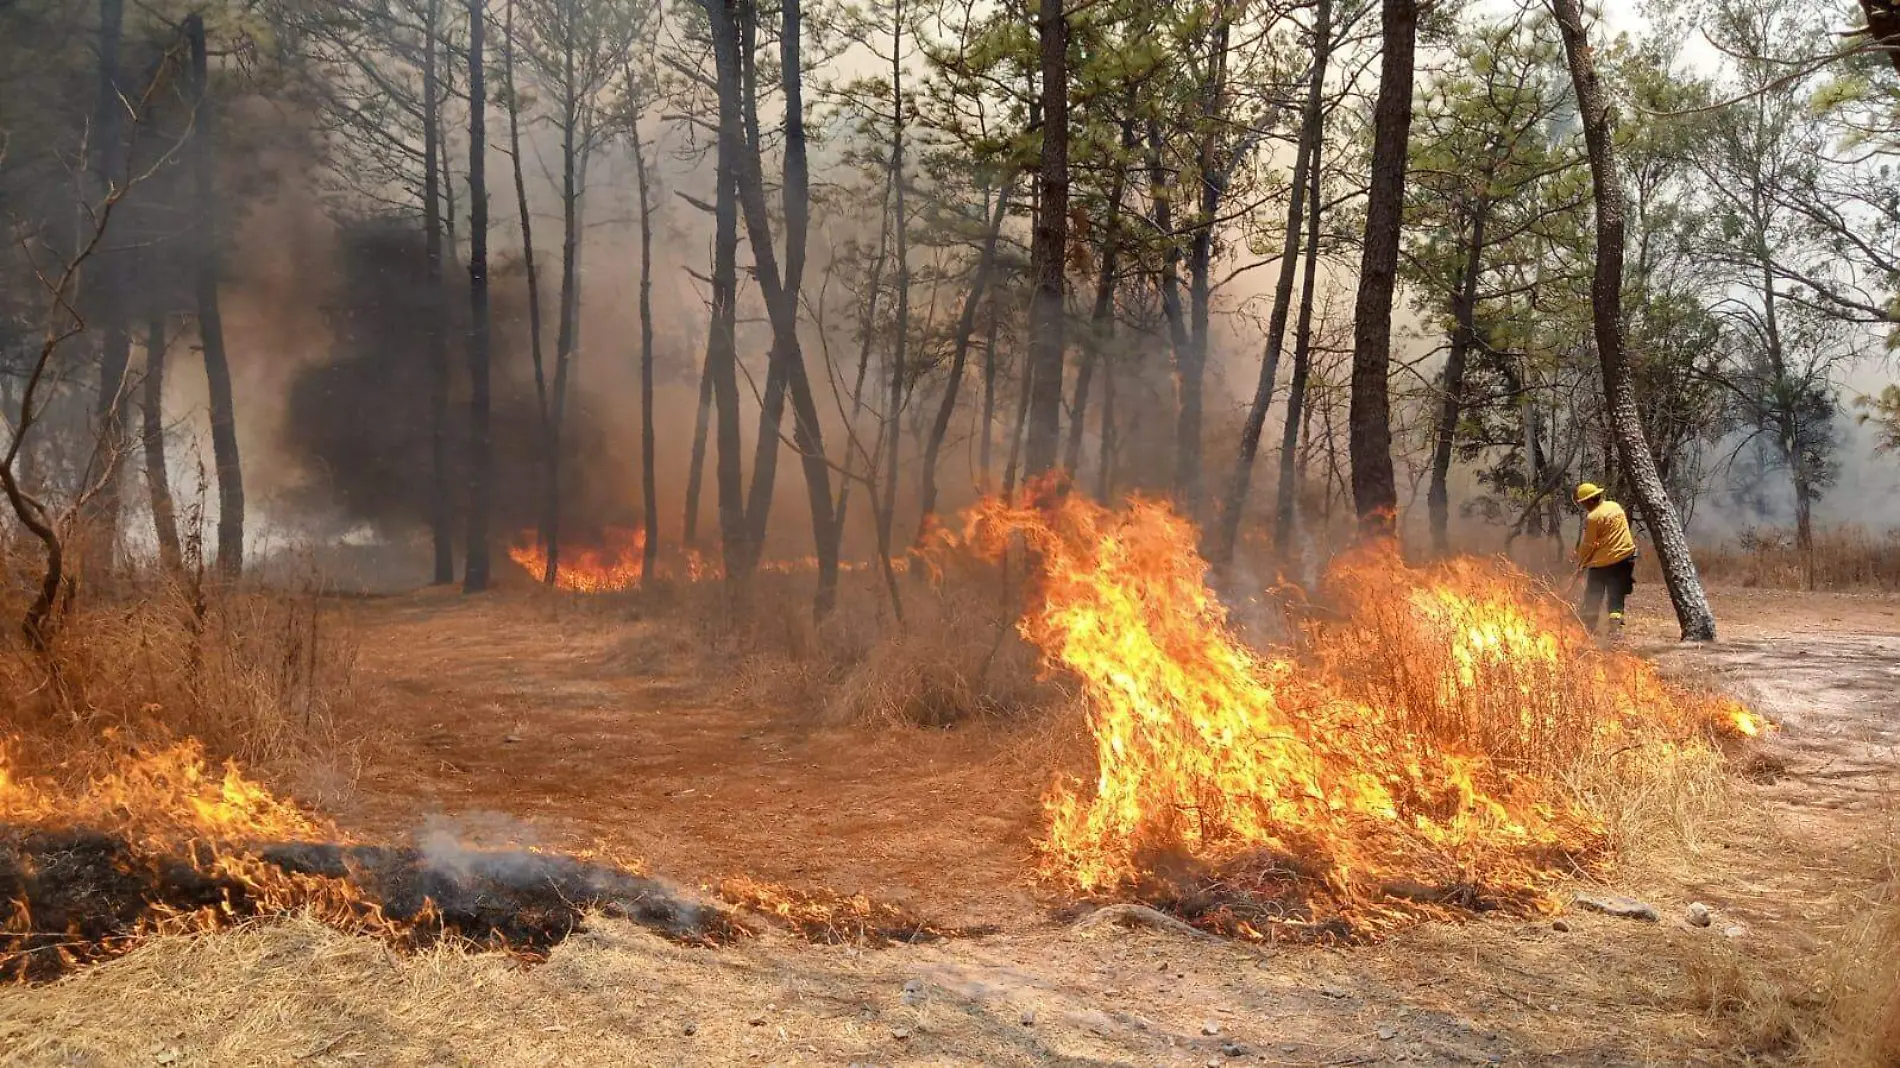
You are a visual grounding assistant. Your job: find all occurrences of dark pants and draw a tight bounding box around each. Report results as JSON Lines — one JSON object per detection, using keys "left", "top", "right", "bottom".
{"left": 1580, "top": 557, "right": 1636, "bottom": 631}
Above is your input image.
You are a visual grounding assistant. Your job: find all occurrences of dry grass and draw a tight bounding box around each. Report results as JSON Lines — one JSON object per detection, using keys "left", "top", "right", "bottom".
{"left": 0, "top": 539, "right": 358, "bottom": 784}
{"left": 667, "top": 566, "right": 1064, "bottom": 729}
{"left": 1802, "top": 843, "right": 1900, "bottom": 1066}
{"left": 1696, "top": 525, "right": 1900, "bottom": 591}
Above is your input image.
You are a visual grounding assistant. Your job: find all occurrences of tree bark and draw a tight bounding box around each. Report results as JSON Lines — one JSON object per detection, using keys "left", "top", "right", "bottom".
{"left": 832, "top": 156, "right": 894, "bottom": 538}
{"left": 1347, "top": 0, "right": 1414, "bottom": 537}
{"left": 1427, "top": 204, "right": 1486, "bottom": 555}
{"left": 186, "top": 13, "right": 244, "bottom": 580}
{"left": 1273, "top": 120, "right": 1326, "bottom": 554}
{"left": 90, "top": 0, "right": 131, "bottom": 571}
{"left": 142, "top": 312, "right": 182, "bottom": 572}
{"left": 877, "top": 3, "right": 909, "bottom": 595}
{"left": 1023, "top": 0, "right": 1068, "bottom": 480}
{"left": 634, "top": 125, "right": 659, "bottom": 582}
{"left": 682, "top": 348, "right": 714, "bottom": 549}
{"left": 1216, "top": 0, "right": 1330, "bottom": 565}
{"left": 463, "top": 0, "right": 494, "bottom": 593}
{"left": 504, "top": 0, "right": 551, "bottom": 555}
{"left": 1552, "top": 0, "right": 1716, "bottom": 641}
{"left": 424, "top": 0, "right": 455, "bottom": 584}
{"left": 542, "top": 40, "right": 585, "bottom": 586}
{"left": 704, "top": 6, "right": 746, "bottom": 575}
{"left": 1065, "top": 113, "right": 1132, "bottom": 477}
{"left": 707, "top": 0, "right": 839, "bottom": 612}
{"left": 1176, "top": 7, "right": 1234, "bottom": 520}
{"left": 979, "top": 290, "right": 1000, "bottom": 492}
{"left": 918, "top": 186, "right": 1011, "bottom": 542}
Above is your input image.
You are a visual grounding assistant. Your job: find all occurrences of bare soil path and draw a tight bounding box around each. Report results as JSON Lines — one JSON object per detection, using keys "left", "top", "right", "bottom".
{"left": 3, "top": 584, "right": 1897, "bottom": 1067}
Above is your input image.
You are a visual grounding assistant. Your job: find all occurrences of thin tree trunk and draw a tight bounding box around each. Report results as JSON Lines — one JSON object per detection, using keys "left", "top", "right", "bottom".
{"left": 705, "top": 3, "right": 746, "bottom": 577}
{"left": 1095, "top": 357, "right": 1116, "bottom": 500}
{"left": 832, "top": 159, "right": 894, "bottom": 539}
{"left": 1216, "top": 0, "right": 1330, "bottom": 565}
{"left": 1552, "top": 0, "right": 1715, "bottom": 641}
{"left": 1002, "top": 338, "right": 1035, "bottom": 497}
{"left": 542, "top": 47, "right": 584, "bottom": 586}
{"left": 463, "top": 0, "right": 494, "bottom": 593}
{"left": 917, "top": 185, "right": 1010, "bottom": 542}
{"left": 634, "top": 125, "right": 659, "bottom": 582}
{"left": 1023, "top": 0, "right": 1068, "bottom": 479}
{"left": 142, "top": 311, "right": 181, "bottom": 572}
{"left": 1177, "top": 8, "right": 1233, "bottom": 520}
{"left": 90, "top": 0, "right": 130, "bottom": 572}
{"left": 424, "top": 0, "right": 454, "bottom": 584}
{"left": 504, "top": 0, "right": 551, "bottom": 551}
{"left": 1273, "top": 130, "right": 1326, "bottom": 553}
{"left": 1427, "top": 203, "right": 1487, "bottom": 555}
{"left": 979, "top": 291, "right": 1000, "bottom": 493}
{"left": 1347, "top": 0, "right": 1414, "bottom": 537}
{"left": 682, "top": 348, "right": 714, "bottom": 549}
{"left": 186, "top": 14, "right": 244, "bottom": 580}
{"left": 1065, "top": 113, "right": 1131, "bottom": 477}
{"left": 877, "top": 4, "right": 909, "bottom": 598}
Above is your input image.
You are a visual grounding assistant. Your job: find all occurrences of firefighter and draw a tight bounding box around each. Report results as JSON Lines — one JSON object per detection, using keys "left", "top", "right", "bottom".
{"left": 1571, "top": 482, "right": 1637, "bottom": 638}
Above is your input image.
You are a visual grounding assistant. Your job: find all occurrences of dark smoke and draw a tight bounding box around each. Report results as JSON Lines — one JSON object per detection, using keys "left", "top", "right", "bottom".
{"left": 279, "top": 216, "right": 638, "bottom": 545}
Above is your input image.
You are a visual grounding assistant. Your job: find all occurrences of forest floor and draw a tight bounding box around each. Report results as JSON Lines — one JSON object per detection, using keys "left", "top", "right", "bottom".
{"left": 2, "top": 582, "right": 1896, "bottom": 1066}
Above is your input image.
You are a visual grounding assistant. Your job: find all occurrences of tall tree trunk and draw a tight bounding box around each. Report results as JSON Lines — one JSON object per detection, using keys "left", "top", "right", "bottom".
{"left": 1347, "top": 0, "right": 1414, "bottom": 536}
{"left": 1023, "top": 0, "right": 1068, "bottom": 479}
{"left": 424, "top": 0, "right": 455, "bottom": 584}
{"left": 90, "top": 0, "right": 130, "bottom": 572}
{"left": 1095, "top": 357, "right": 1116, "bottom": 500}
{"left": 633, "top": 125, "right": 659, "bottom": 581}
{"left": 542, "top": 52, "right": 584, "bottom": 585}
{"left": 1177, "top": 9, "right": 1233, "bottom": 520}
{"left": 463, "top": 0, "right": 494, "bottom": 593}
{"left": 704, "top": 7, "right": 746, "bottom": 577}
{"left": 877, "top": 6, "right": 909, "bottom": 590}
{"left": 142, "top": 312, "right": 181, "bottom": 572}
{"left": 1216, "top": 0, "right": 1330, "bottom": 565}
{"left": 186, "top": 14, "right": 244, "bottom": 580}
{"left": 682, "top": 349, "right": 713, "bottom": 549}
{"left": 707, "top": 0, "right": 838, "bottom": 613}
{"left": 1427, "top": 203, "right": 1487, "bottom": 555}
{"left": 1148, "top": 119, "right": 1192, "bottom": 496}
{"left": 504, "top": 0, "right": 551, "bottom": 551}
{"left": 979, "top": 291, "right": 1000, "bottom": 492}
{"left": 1273, "top": 123, "right": 1327, "bottom": 554}
{"left": 918, "top": 186, "right": 1011, "bottom": 542}
{"left": 1552, "top": 0, "right": 1715, "bottom": 641}
{"left": 832, "top": 157, "right": 894, "bottom": 539}
{"left": 1065, "top": 112, "right": 1131, "bottom": 477}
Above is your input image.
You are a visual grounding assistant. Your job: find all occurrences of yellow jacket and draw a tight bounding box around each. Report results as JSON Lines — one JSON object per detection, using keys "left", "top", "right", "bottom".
{"left": 1577, "top": 499, "right": 1637, "bottom": 569}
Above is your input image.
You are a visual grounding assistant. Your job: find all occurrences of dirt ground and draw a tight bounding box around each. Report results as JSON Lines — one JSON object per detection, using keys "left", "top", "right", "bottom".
{"left": 2, "top": 581, "right": 1896, "bottom": 1067}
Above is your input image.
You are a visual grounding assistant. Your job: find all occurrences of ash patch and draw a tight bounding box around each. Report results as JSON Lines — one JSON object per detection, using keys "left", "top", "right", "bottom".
{"left": 0, "top": 828, "right": 740, "bottom": 982}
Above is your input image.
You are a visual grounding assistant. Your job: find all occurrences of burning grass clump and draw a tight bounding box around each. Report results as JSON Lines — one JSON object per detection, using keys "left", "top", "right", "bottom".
{"left": 717, "top": 875, "right": 994, "bottom": 946}
{"left": 947, "top": 490, "right": 1764, "bottom": 940}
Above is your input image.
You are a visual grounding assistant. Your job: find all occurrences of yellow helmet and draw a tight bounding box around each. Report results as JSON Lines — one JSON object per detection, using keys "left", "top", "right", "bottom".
{"left": 1574, "top": 482, "right": 1603, "bottom": 505}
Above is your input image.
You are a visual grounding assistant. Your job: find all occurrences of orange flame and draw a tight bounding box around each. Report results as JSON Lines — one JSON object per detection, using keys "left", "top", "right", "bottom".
{"left": 507, "top": 527, "right": 647, "bottom": 591}
{"left": 951, "top": 491, "right": 1758, "bottom": 922}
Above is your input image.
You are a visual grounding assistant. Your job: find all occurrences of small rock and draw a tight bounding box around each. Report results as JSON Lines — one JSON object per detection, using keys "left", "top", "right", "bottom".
{"left": 748, "top": 1014, "right": 767, "bottom": 1027}
{"left": 891, "top": 1026, "right": 912, "bottom": 1041}
{"left": 1221, "top": 1040, "right": 1248, "bottom": 1058}
{"left": 1686, "top": 902, "right": 1713, "bottom": 928}
{"left": 1281, "top": 1044, "right": 1299, "bottom": 1054}
{"left": 683, "top": 1021, "right": 699, "bottom": 1037}
{"left": 1318, "top": 984, "right": 1350, "bottom": 999}
{"left": 901, "top": 979, "right": 927, "bottom": 1006}
{"left": 1377, "top": 1026, "right": 1399, "bottom": 1041}
{"left": 1552, "top": 918, "right": 1572, "bottom": 933}
{"left": 503, "top": 732, "right": 523, "bottom": 744}
{"left": 1723, "top": 924, "right": 1747, "bottom": 938}
{"left": 1573, "top": 892, "right": 1660, "bottom": 922}
{"left": 1202, "top": 1020, "right": 1222, "bottom": 1036}
{"left": 154, "top": 1052, "right": 180, "bottom": 1066}
{"left": 1020, "top": 1009, "right": 1036, "bottom": 1027}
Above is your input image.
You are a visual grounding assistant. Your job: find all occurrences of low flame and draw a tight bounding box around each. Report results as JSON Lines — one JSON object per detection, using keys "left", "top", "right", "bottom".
{"left": 951, "top": 491, "right": 1761, "bottom": 927}
{"left": 507, "top": 527, "right": 647, "bottom": 591}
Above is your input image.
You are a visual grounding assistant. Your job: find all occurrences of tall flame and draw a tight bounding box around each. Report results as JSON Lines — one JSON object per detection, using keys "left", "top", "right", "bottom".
{"left": 954, "top": 491, "right": 1758, "bottom": 920}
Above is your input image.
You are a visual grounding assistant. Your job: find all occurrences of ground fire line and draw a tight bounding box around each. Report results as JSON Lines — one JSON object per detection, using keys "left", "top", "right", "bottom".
{"left": 0, "top": 742, "right": 972, "bottom": 981}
